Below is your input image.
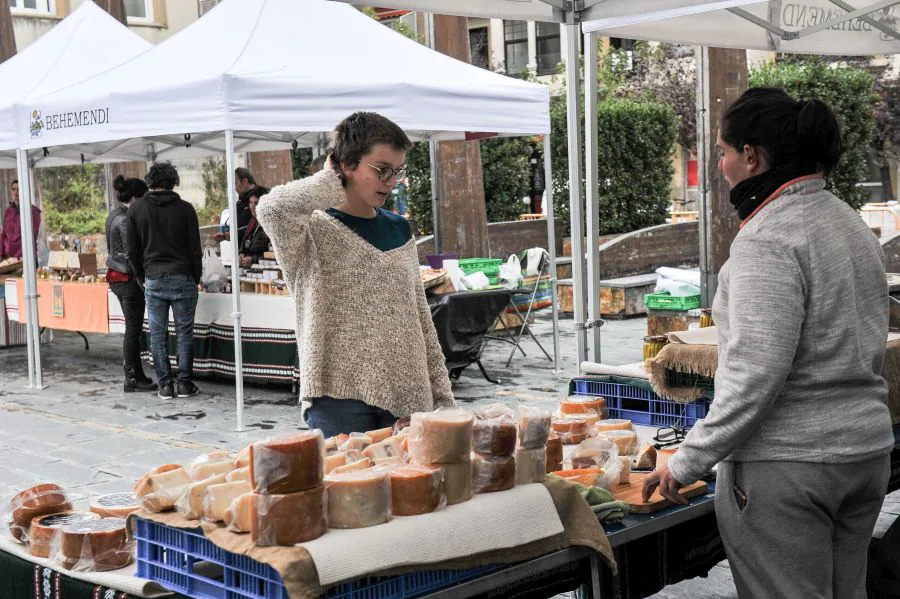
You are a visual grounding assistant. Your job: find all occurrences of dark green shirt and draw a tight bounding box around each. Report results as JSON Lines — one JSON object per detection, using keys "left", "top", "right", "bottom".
{"left": 326, "top": 207, "right": 412, "bottom": 252}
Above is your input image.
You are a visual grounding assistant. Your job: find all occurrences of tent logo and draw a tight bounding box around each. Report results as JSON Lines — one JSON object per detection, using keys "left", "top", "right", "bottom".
{"left": 30, "top": 110, "right": 44, "bottom": 139}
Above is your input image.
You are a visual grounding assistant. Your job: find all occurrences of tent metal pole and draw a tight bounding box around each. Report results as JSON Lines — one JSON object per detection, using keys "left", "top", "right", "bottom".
{"left": 424, "top": 12, "right": 441, "bottom": 251}
{"left": 564, "top": 23, "right": 587, "bottom": 367}
{"left": 224, "top": 130, "right": 246, "bottom": 432}
{"left": 543, "top": 133, "right": 562, "bottom": 374}
{"left": 695, "top": 46, "right": 714, "bottom": 307}
{"left": 583, "top": 30, "right": 602, "bottom": 364}
{"left": 15, "top": 150, "right": 35, "bottom": 390}
{"left": 17, "top": 150, "right": 45, "bottom": 388}
{"left": 27, "top": 163, "right": 44, "bottom": 389}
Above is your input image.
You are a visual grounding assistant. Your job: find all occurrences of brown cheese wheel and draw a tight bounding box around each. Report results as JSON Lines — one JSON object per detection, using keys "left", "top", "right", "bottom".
{"left": 250, "top": 488, "right": 326, "bottom": 546}
{"left": 559, "top": 395, "right": 606, "bottom": 416}
{"left": 89, "top": 493, "right": 140, "bottom": 519}
{"left": 472, "top": 419, "right": 517, "bottom": 457}
{"left": 514, "top": 448, "right": 546, "bottom": 485}
{"left": 250, "top": 432, "right": 324, "bottom": 494}
{"left": 29, "top": 512, "right": 99, "bottom": 558}
{"left": 325, "top": 470, "right": 391, "bottom": 529}
{"left": 472, "top": 454, "right": 516, "bottom": 494}
{"left": 409, "top": 410, "right": 474, "bottom": 463}
{"left": 545, "top": 432, "right": 564, "bottom": 473}
{"left": 431, "top": 461, "right": 472, "bottom": 505}
{"left": 58, "top": 518, "right": 132, "bottom": 572}
{"left": 389, "top": 464, "right": 443, "bottom": 516}
{"left": 551, "top": 417, "right": 588, "bottom": 435}
{"left": 8, "top": 484, "right": 72, "bottom": 542}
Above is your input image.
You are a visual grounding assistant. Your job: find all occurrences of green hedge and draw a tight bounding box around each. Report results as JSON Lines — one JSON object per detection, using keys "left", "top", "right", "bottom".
{"left": 750, "top": 60, "right": 876, "bottom": 211}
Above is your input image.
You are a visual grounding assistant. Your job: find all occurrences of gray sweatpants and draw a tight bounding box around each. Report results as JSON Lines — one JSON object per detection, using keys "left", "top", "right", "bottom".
{"left": 716, "top": 456, "right": 890, "bottom": 599}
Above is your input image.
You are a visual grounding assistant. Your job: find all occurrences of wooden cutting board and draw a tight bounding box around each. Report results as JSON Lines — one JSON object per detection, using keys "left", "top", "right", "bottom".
{"left": 613, "top": 471, "right": 709, "bottom": 514}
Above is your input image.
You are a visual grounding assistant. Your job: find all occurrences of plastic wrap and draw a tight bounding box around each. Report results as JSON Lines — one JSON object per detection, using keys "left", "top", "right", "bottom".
{"left": 568, "top": 438, "right": 620, "bottom": 471}
{"left": 175, "top": 473, "right": 228, "bottom": 520}
{"left": 374, "top": 457, "right": 404, "bottom": 466}
{"left": 184, "top": 452, "right": 235, "bottom": 481}
{"left": 431, "top": 461, "right": 472, "bottom": 505}
{"left": 545, "top": 431, "right": 563, "bottom": 473}
{"left": 515, "top": 448, "right": 546, "bottom": 485}
{"left": 409, "top": 409, "right": 474, "bottom": 463}
{"left": 389, "top": 464, "right": 445, "bottom": 516}
{"left": 136, "top": 467, "right": 192, "bottom": 513}
{"left": 559, "top": 395, "right": 606, "bottom": 418}
{"left": 234, "top": 446, "right": 251, "bottom": 469}
{"left": 362, "top": 437, "right": 406, "bottom": 461}
{"left": 324, "top": 469, "right": 391, "bottom": 529}
{"left": 517, "top": 406, "right": 552, "bottom": 449}
{"left": 331, "top": 458, "right": 373, "bottom": 474}
{"left": 472, "top": 454, "right": 516, "bottom": 494}
{"left": 324, "top": 452, "right": 347, "bottom": 474}
{"left": 338, "top": 433, "right": 372, "bottom": 453}
{"left": 635, "top": 444, "right": 657, "bottom": 469}
{"left": 224, "top": 492, "right": 254, "bottom": 533}
{"left": 226, "top": 467, "right": 251, "bottom": 483}
{"left": 618, "top": 456, "right": 632, "bottom": 484}
{"left": 203, "top": 481, "right": 253, "bottom": 522}
{"left": 555, "top": 461, "right": 623, "bottom": 491}
{"left": 553, "top": 417, "right": 589, "bottom": 445}
{"left": 472, "top": 404, "right": 517, "bottom": 457}
{"left": 6, "top": 484, "right": 72, "bottom": 542}
{"left": 29, "top": 512, "right": 99, "bottom": 558}
{"left": 365, "top": 427, "right": 394, "bottom": 444}
{"left": 89, "top": 493, "right": 140, "bottom": 519}
{"left": 251, "top": 487, "right": 327, "bottom": 546}
{"left": 51, "top": 517, "right": 133, "bottom": 572}
{"left": 593, "top": 419, "right": 633, "bottom": 432}
{"left": 596, "top": 430, "right": 638, "bottom": 456}
{"left": 558, "top": 431, "right": 588, "bottom": 445}
{"left": 249, "top": 430, "right": 325, "bottom": 494}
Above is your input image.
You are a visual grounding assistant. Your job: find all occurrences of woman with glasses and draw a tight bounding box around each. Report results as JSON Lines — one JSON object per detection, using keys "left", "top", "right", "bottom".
{"left": 257, "top": 112, "right": 455, "bottom": 437}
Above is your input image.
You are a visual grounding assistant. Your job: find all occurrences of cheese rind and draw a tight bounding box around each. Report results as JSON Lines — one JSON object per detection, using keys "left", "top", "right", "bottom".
{"left": 7, "top": 484, "right": 72, "bottom": 542}
{"left": 559, "top": 395, "right": 606, "bottom": 417}
{"left": 324, "top": 452, "right": 347, "bottom": 474}
{"left": 593, "top": 419, "right": 633, "bottom": 432}
{"left": 250, "top": 431, "right": 325, "bottom": 494}
{"left": 365, "top": 427, "right": 394, "bottom": 444}
{"left": 431, "top": 461, "right": 472, "bottom": 505}
{"left": 515, "top": 448, "right": 547, "bottom": 485}
{"left": 409, "top": 409, "right": 474, "bottom": 464}
{"left": 55, "top": 517, "right": 132, "bottom": 572}
{"left": 545, "top": 432, "right": 564, "bottom": 473}
{"left": 472, "top": 406, "right": 517, "bottom": 457}
{"left": 551, "top": 417, "right": 589, "bottom": 435}
{"left": 137, "top": 468, "right": 192, "bottom": 513}
{"left": 338, "top": 433, "right": 372, "bottom": 453}
{"left": 204, "top": 481, "right": 253, "bottom": 522}
{"left": 176, "top": 473, "right": 228, "bottom": 520}
{"left": 224, "top": 493, "right": 253, "bottom": 533}
{"left": 89, "top": 493, "right": 140, "bottom": 519}
{"left": 185, "top": 453, "right": 235, "bottom": 481}
{"left": 251, "top": 488, "right": 327, "bottom": 546}
{"left": 325, "top": 469, "right": 391, "bottom": 529}
{"left": 226, "top": 467, "right": 251, "bottom": 483}
{"left": 29, "top": 512, "right": 99, "bottom": 558}
{"left": 596, "top": 430, "right": 638, "bottom": 456}
{"left": 472, "top": 454, "right": 516, "bottom": 494}
{"left": 389, "top": 464, "right": 444, "bottom": 516}
{"left": 518, "top": 406, "right": 552, "bottom": 449}
{"left": 362, "top": 438, "right": 405, "bottom": 461}
{"left": 331, "top": 458, "right": 373, "bottom": 474}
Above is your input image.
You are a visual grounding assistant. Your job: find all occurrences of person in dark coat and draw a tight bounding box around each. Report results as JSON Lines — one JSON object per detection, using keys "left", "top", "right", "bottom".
{"left": 239, "top": 191, "right": 271, "bottom": 267}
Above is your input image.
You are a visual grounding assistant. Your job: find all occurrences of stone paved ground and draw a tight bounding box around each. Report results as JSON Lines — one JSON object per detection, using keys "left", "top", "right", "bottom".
{"left": 0, "top": 313, "right": 896, "bottom": 598}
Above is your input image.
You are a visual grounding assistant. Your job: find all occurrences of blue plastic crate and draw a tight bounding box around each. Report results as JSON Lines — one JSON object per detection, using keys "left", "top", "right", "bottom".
{"left": 573, "top": 378, "right": 710, "bottom": 429}
{"left": 135, "top": 518, "right": 502, "bottom": 599}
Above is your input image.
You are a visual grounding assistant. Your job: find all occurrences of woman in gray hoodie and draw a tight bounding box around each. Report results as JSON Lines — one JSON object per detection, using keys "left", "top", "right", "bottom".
{"left": 644, "top": 88, "right": 894, "bottom": 598}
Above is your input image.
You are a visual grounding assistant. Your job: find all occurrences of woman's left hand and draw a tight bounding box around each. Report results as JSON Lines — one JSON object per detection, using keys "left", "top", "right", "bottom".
{"left": 642, "top": 464, "right": 688, "bottom": 505}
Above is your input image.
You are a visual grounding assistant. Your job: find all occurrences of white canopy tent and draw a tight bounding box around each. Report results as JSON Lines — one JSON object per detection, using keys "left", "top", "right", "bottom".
{"left": 15, "top": 0, "right": 552, "bottom": 430}
{"left": 0, "top": 2, "right": 151, "bottom": 390}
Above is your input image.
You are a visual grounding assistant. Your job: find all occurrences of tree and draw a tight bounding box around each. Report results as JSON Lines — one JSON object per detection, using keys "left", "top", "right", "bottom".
{"left": 871, "top": 73, "right": 900, "bottom": 201}
{"left": 196, "top": 157, "right": 227, "bottom": 225}
{"left": 39, "top": 165, "right": 108, "bottom": 236}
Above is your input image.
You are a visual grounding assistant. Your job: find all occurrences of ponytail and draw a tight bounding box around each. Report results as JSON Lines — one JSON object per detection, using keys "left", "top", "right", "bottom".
{"left": 796, "top": 99, "right": 842, "bottom": 175}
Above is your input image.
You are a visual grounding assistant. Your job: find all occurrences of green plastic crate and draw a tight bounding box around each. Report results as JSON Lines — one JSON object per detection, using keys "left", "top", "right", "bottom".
{"left": 644, "top": 291, "right": 701, "bottom": 311}
{"left": 459, "top": 258, "right": 502, "bottom": 273}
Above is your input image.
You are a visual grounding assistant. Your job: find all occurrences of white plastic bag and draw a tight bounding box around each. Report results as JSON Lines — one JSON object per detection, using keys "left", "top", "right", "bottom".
{"left": 202, "top": 247, "right": 228, "bottom": 287}
{"left": 463, "top": 271, "right": 490, "bottom": 290}
{"left": 499, "top": 254, "right": 523, "bottom": 289}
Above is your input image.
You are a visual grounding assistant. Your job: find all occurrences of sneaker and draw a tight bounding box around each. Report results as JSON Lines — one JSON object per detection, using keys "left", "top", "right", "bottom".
{"left": 176, "top": 381, "right": 200, "bottom": 398}
{"left": 158, "top": 384, "right": 175, "bottom": 400}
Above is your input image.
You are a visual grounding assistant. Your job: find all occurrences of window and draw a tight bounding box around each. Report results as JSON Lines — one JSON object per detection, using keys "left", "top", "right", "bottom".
{"left": 9, "top": 0, "right": 52, "bottom": 14}
{"left": 535, "top": 22, "right": 560, "bottom": 76}
{"left": 503, "top": 20, "right": 528, "bottom": 76}
{"left": 124, "top": 0, "right": 152, "bottom": 22}
{"left": 469, "top": 27, "right": 489, "bottom": 70}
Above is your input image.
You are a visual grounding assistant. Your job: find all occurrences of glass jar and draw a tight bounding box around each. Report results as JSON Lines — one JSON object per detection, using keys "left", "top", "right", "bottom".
{"left": 700, "top": 308, "right": 714, "bottom": 328}
{"left": 643, "top": 335, "right": 669, "bottom": 360}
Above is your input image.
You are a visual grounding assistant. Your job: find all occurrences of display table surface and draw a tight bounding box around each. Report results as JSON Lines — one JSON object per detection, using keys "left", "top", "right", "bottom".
{"left": 7, "top": 278, "right": 110, "bottom": 334}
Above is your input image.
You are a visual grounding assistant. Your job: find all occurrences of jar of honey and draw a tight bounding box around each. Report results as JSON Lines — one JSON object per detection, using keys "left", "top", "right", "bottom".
{"left": 700, "top": 308, "right": 714, "bottom": 329}
{"left": 643, "top": 335, "right": 668, "bottom": 360}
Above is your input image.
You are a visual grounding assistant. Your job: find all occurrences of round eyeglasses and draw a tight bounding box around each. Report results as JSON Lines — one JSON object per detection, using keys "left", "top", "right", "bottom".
{"left": 360, "top": 160, "right": 407, "bottom": 183}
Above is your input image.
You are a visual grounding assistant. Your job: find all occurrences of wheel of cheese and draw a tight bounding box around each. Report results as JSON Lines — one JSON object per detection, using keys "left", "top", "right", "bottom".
{"left": 596, "top": 430, "right": 638, "bottom": 456}
{"left": 545, "top": 431, "right": 563, "bottom": 474}
{"left": 581, "top": 412, "right": 603, "bottom": 428}
{"left": 226, "top": 467, "right": 251, "bottom": 483}
{"left": 57, "top": 518, "right": 132, "bottom": 572}
{"left": 472, "top": 418, "right": 517, "bottom": 457}
{"left": 569, "top": 438, "right": 618, "bottom": 471}
{"left": 185, "top": 453, "right": 235, "bottom": 481}
{"left": 409, "top": 409, "right": 474, "bottom": 463}
{"left": 331, "top": 457, "right": 373, "bottom": 474}
{"left": 362, "top": 437, "right": 405, "bottom": 461}
{"left": 204, "top": 481, "right": 253, "bottom": 522}
{"left": 136, "top": 467, "right": 193, "bottom": 513}
{"left": 365, "top": 427, "right": 394, "bottom": 444}
{"left": 430, "top": 461, "right": 472, "bottom": 505}
{"left": 29, "top": 512, "right": 99, "bottom": 558}
{"left": 250, "top": 488, "right": 326, "bottom": 546}
{"left": 325, "top": 469, "right": 391, "bottom": 529}
{"left": 551, "top": 417, "right": 588, "bottom": 435}
{"left": 518, "top": 406, "right": 552, "bottom": 449}
{"left": 515, "top": 448, "right": 547, "bottom": 485}
{"left": 593, "top": 419, "right": 633, "bottom": 432}
{"left": 249, "top": 431, "right": 325, "bottom": 494}
{"left": 558, "top": 431, "right": 588, "bottom": 445}
{"left": 224, "top": 493, "right": 254, "bottom": 533}
{"left": 89, "top": 493, "right": 140, "bottom": 519}
{"left": 389, "top": 464, "right": 444, "bottom": 516}
{"left": 324, "top": 452, "right": 347, "bottom": 474}
{"left": 559, "top": 395, "right": 606, "bottom": 416}
{"left": 176, "top": 473, "right": 229, "bottom": 519}
{"left": 8, "top": 484, "right": 72, "bottom": 542}
{"left": 472, "top": 454, "right": 516, "bottom": 494}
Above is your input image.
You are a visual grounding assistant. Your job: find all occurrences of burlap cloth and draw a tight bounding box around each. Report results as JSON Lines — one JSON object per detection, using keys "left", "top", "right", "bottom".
{"left": 648, "top": 339, "right": 900, "bottom": 424}
{"left": 129, "top": 477, "right": 614, "bottom": 599}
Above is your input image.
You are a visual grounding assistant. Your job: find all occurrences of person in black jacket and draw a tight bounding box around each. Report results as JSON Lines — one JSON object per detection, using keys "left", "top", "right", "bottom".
{"left": 126, "top": 162, "right": 203, "bottom": 400}
{"left": 238, "top": 190, "right": 271, "bottom": 267}
{"left": 106, "top": 175, "right": 154, "bottom": 393}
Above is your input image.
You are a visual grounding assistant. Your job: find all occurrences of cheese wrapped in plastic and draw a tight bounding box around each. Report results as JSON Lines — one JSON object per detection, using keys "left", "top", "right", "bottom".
{"left": 203, "top": 481, "right": 253, "bottom": 522}
{"left": 553, "top": 417, "right": 590, "bottom": 445}
{"left": 6, "top": 484, "right": 72, "bottom": 542}
{"left": 29, "top": 512, "right": 98, "bottom": 558}
{"left": 184, "top": 452, "right": 235, "bottom": 481}
{"left": 618, "top": 456, "right": 632, "bottom": 484}
{"left": 389, "top": 464, "right": 444, "bottom": 516}
{"left": 568, "top": 438, "right": 620, "bottom": 471}
{"left": 135, "top": 467, "right": 192, "bottom": 513}
{"left": 251, "top": 487, "right": 327, "bottom": 546}
{"left": 517, "top": 406, "right": 552, "bottom": 449}
{"left": 409, "top": 409, "right": 473, "bottom": 463}
{"left": 472, "top": 454, "right": 516, "bottom": 494}
{"left": 89, "top": 493, "right": 140, "bottom": 519}
{"left": 545, "top": 431, "right": 564, "bottom": 473}
{"left": 596, "top": 430, "right": 638, "bottom": 456}
{"left": 249, "top": 430, "right": 325, "bottom": 494}
{"left": 472, "top": 404, "right": 517, "bottom": 457}
{"left": 324, "top": 452, "right": 347, "bottom": 474}
{"left": 559, "top": 395, "right": 606, "bottom": 417}
{"left": 338, "top": 433, "right": 372, "bottom": 453}
{"left": 52, "top": 517, "right": 133, "bottom": 572}
{"left": 234, "top": 446, "right": 251, "bottom": 469}
{"left": 227, "top": 467, "right": 251, "bottom": 483}
{"left": 325, "top": 469, "right": 391, "bottom": 529}
{"left": 331, "top": 458, "right": 373, "bottom": 474}
{"left": 430, "top": 461, "right": 472, "bottom": 505}
{"left": 224, "top": 493, "right": 253, "bottom": 533}
{"left": 365, "top": 427, "right": 394, "bottom": 444}
{"left": 515, "top": 448, "right": 546, "bottom": 485}
{"left": 362, "top": 437, "right": 405, "bottom": 461}
{"left": 593, "top": 419, "right": 633, "bottom": 432}
{"left": 175, "top": 473, "right": 228, "bottom": 519}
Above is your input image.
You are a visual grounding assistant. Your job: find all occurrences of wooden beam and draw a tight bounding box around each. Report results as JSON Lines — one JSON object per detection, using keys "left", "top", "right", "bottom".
{"left": 95, "top": 0, "right": 127, "bottom": 25}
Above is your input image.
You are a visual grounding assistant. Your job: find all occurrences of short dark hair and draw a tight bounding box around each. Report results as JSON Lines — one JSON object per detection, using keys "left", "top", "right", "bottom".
{"left": 145, "top": 162, "right": 180, "bottom": 191}
{"left": 11, "top": 179, "right": 18, "bottom": 186}
{"left": 331, "top": 112, "right": 412, "bottom": 185}
{"left": 722, "top": 87, "right": 843, "bottom": 176}
{"left": 310, "top": 154, "right": 327, "bottom": 173}
{"left": 235, "top": 167, "right": 255, "bottom": 185}
{"left": 113, "top": 175, "right": 148, "bottom": 203}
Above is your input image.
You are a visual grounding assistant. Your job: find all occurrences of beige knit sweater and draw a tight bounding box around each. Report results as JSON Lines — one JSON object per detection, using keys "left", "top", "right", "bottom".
{"left": 256, "top": 169, "right": 455, "bottom": 417}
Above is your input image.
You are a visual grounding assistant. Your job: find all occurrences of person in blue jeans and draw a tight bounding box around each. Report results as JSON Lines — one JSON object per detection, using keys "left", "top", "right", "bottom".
{"left": 126, "top": 162, "right": 203, "bottom": 399}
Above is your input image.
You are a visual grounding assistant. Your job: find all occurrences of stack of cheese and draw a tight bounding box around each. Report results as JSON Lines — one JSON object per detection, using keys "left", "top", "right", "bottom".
{"left": 566, "top": 437, "right": 627, "bottom": 488}
{"left": 166, "top": 452, "right": 252, "bottom": 526}
{"left": 409, "top": 409, "right": 474, "bottom": 504}
{"left": 517, "top": 405, "right": 552, "bottom": 484}
{"left": 545, "top": 430, "right": 564, "bottom": 474}
{"left": 593, "top": 419, "right": 639, "bottom": 458}
{"left": 471, "top": 404, "right": 519, "bottom": 492}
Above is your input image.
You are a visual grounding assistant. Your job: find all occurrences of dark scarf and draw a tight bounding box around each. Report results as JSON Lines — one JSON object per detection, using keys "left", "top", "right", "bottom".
{"left": 729, "top": 165, "right": 805, "bottom": 221}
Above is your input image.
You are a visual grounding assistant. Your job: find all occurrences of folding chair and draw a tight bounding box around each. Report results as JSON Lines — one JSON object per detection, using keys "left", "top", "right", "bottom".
{"left": 496, "top": 249, "right": 555, "bottom": 368}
